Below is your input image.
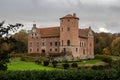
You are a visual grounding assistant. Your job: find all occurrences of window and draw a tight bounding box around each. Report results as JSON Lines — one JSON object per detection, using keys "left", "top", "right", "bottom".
{"left": 80, "top": 42, "right": 81, "bottom": 47}
{"left": 62, "top": 40, "right": 63, "bottom": 46}
{"left": 83, "top": 49, "right": 85, "bottom": 55}
{"left": 36, "top": 42, "right": 39, "bottom": 47}
{"left": 37, "top": 48, "right": 39, "bottom": 52}
{"left": 67, "top": 40, "right": 70, "bottom": 46}
{"left": 42, "top": 42, "right": 44, "bottom": 46}
{"left": 30, "top": 42, "right": 32, "bottom": 47}
{"left": 50, "top": 42, "right": 52, "bottom": 46}
{"left": 55, "top": 48, "right": 57, "bottom": 51}
{"left": 36, "top": 37, "right": 38, "bottom": 39}
{"left": 67, "top": 27, "right": 70, "bottom": 31}
{"left": 84, "top": 42, "right": 86, "bottom": 47}
{"left": 90, "top": 49, "right": 92, "bottom": 55}
{"left": 30, "top": 49, "right": 32, "bottom": 52}
{"left": 50, "top": 48, "right": 52, "bottom": 52}
{"left": 61, "top": 28, "right": 63, "bottom": 32}
{"left": 55, "top": 42, "right": 57, "bottom": 46}
{"left": 90, "top": 43, "right": 92, "bottom": 47}
{"left": 76, "top": 48, "right": 78, "bottom": 52}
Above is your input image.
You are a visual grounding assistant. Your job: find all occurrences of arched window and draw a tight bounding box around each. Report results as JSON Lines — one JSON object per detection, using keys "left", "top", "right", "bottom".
{"left": 67, "top": 40, "right": 70, "bottom": 46}
{"left": 30, "top": 48, "right": 32, "bottom": 52}
{"left": 37, "top": 48, "right": 39, "bottom": 52}
{"left": 83, "top": 49, "right": 85, "bottom": 55}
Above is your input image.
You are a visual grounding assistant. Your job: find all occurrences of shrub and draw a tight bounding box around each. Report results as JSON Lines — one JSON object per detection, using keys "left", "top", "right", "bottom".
{"left": 95, "top": 54, "right": 113, "bottom": 63}
{"left": 0, "top": 70, "right": 118, "bottom": 80}
{"left": 92, "top": 65, "right": 107, "bottom": 70}
{"left": 62, "top": 63, "right": 69, "bottom": 69}
{"left": 20, "top": 56, "right": 26, "bottom": 61}
{"left": 52, "top": 60, "right": 58, "bottom": 68}
{"left": 43, "top": 60, "right": 49, "bottom": 66}
{"left": 0, "top": 63, "right": 7, "bottom": 71}
{"left": 71, "top": 62, "right": 78, "bottom": 68}
{"left": 35, "top": 59, "right": 42, "bottom": 64}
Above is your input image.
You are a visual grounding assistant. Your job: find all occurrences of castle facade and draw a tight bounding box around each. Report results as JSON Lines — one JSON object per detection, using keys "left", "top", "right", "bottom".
{"left": 28, "top": 13, "right": 94, "bottom": 59}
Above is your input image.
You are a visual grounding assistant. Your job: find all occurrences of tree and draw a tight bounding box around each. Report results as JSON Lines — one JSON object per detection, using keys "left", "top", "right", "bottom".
{"left": 0, "top": 21, "right": 23, "bottom": 70}
{"left": 111, "top": 37, "right": 120, "bottom": 56}
{"left": 12, "top": 30, "right": 28, "bottom": 53}
{"left": 103, "top": 47, "right": 111, "bottom": 55}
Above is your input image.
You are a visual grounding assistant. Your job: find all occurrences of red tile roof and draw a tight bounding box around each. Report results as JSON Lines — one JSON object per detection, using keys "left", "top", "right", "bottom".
{"left": 60, "top": 14, "right": 79, "bottom": 20}
{"left": 39, "top": 27, "right": 60, "bottom": 38}
{"left": 79, "top": 28, "right": 90, "bottom": 38}
{"left": 37, "top": 27, "right": 90, "bottom": 38}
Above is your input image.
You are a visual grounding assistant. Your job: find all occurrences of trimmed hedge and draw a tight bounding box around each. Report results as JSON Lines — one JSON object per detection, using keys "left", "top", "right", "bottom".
{"left": 71, "top": 62, "right": 78, "bottom": 68}
{"left": 0, "top": 69, "right": 119, "bottom": 80}
{"left": 62, "top": 63, "right": 70, "bottom": 69}
{"left": 52, "top": 60, "right": 58, "bottom": 68}
{"left": 43, "top": 60, "right": 49, "bottom": 66}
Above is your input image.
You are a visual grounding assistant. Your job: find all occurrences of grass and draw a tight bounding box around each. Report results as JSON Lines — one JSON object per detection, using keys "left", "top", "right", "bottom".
{"left": 7, "top": 58, "right": 59, "bottom": 71}
{"left": 7, "top": 57, "right": 106, "bottom": 71}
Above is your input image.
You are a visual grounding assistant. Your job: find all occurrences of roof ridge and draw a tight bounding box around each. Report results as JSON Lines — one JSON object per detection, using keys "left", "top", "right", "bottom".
{"left": 39, "top": 26, "right": 60, "bottom": 29}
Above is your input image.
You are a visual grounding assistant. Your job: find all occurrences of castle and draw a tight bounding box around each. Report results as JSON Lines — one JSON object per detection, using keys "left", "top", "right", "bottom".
{"left": 28, "top": 13, "right": 94, "bottom": 60}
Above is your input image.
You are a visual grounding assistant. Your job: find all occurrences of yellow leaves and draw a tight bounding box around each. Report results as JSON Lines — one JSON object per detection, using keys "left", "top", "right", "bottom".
{"left": 103, "top": 47, "right": 111, "bottom": 55}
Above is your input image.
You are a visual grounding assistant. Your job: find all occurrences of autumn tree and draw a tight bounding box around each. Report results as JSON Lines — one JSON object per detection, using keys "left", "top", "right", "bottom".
{"left": 12, "top": 30, "right": 28, "bottom": 53}
{"left": 111, "top": 37, "right": 120, "bottom": 56}
{"left": 0, "top": 21, "right": 23, "bottom": 70}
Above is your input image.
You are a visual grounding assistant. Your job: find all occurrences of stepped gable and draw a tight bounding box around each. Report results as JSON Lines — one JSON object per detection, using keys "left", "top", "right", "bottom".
{"left": 38, "top": 26, "right": 60, "bottom": 38}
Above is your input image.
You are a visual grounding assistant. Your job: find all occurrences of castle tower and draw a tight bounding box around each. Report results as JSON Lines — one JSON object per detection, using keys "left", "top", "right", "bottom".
{"left": 60, "top": 13, "right": 80, "bottom": 57}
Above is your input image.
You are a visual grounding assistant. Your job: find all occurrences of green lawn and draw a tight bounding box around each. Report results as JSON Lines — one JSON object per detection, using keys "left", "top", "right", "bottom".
{"left": 7, "top": 58, "right": 58, "bottom": 71}
{"left": 7, "top": 58, "right": 106, "bottom": 70}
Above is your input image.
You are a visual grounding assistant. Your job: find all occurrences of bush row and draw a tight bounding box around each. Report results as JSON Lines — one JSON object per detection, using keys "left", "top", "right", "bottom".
{"left": 0, "top": 69, "right": 119, "bottom": 80}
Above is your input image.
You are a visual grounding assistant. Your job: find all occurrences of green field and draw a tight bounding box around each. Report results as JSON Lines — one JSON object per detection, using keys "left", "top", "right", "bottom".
{"left": 7, "top": 58, "right": 58, "bottom": 71}
{"left": 7, "top": 58, "right": 106, "bottom": 70}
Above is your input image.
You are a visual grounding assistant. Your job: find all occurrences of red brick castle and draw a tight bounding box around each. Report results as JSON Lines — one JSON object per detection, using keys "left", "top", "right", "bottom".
{"left": 28, "top": 13, "right": 94, "bottom": 60}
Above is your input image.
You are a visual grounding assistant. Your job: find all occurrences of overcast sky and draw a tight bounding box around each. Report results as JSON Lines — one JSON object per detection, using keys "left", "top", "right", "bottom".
{"left": 0, "top": 0, "right": 120, "bottom": 33}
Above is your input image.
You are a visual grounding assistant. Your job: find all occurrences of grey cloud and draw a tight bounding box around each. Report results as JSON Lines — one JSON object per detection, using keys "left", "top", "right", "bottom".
{"left": 0, "top": 0, "right": 120, "bottom": 33}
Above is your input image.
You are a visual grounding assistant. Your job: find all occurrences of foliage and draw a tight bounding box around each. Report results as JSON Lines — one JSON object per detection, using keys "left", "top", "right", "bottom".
{"left": 12, "top": 30, "right": 28, "bottom": 53}
{"left": 43, "top": 60, "right": 49, "bottom": 66}
{"left": 35, "top": 59, "right": 42, "bottom": 64}
{"left": 0, "top": 51, "right": 10, "bottom": 71}
{"left": 62, "top": 63, "right": 69, "bottom": 69}
{"left": 94, "top": 32, "right": 119, "bottom": 55}
{"left": 0, "top": 21, "right": 23, "bottom": 71}
{"left": 71, "top": 62, "right": 78, "bottom": 68}
{"left": 52, "top": 60, "right": 58, "bottom": 68}
{"left": 0, "top": 69, "right": 119, "bottom": 80}
{"left": 95, "top": 55, "right": 112, "bottom": 63}
{"left": 103, "top": 47, "right": 111, "bottom": 55}
{"left": 111, "top": 37, "right": 120, "bottom": 56}
{"left": 91, "top": 65, "right": 109, "bottom": 70}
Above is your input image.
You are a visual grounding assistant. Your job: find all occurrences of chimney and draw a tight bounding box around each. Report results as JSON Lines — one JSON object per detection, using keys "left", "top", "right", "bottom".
{"left": 73, "top": 13, "right": 76, "bottom": 17}
{"left": 33, "top": 24, "right": 36, "bottom": 28}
